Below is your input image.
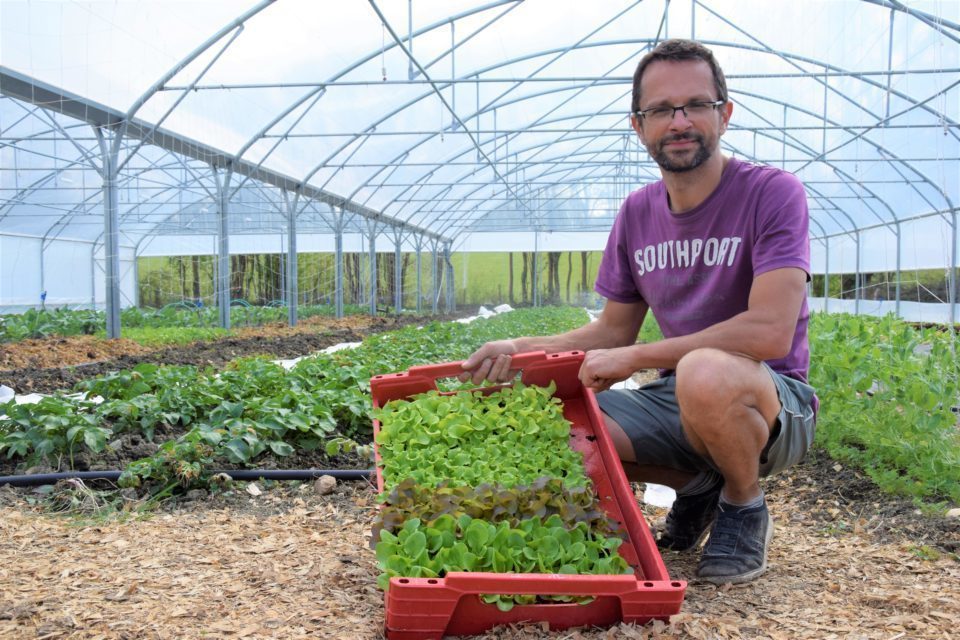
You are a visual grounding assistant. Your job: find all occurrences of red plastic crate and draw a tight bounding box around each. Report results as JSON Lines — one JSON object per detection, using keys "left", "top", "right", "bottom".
{"left": 370, "top": 350, "right": 686, "bottom": 639}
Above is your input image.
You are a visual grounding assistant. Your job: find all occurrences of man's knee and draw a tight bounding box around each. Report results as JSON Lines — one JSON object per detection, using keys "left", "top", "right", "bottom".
{"left": 675, "top": 348, "right": 779, "bottom": 425}
{"left": 676, "top": 348, "right": 747, "bottom": 408}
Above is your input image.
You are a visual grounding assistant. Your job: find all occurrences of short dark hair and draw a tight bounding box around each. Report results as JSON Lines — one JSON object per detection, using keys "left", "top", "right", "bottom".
{"left": 631, "top": 39, "right": 728, "bottom": 114}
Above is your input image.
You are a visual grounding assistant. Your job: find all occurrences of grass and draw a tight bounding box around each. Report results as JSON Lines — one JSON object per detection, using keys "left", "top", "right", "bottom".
{"left": 101, "top": 327, "right": 230, "bottom": 347}
{"left": 450, "top": 251, "right": 604, "bottom": 307}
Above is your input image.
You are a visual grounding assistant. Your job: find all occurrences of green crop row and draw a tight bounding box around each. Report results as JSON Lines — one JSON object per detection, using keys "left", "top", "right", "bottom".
{"left": 0, "top": 307, "right": 590, "bottom": 494}
{"left": 808, "top": 312, "right": 960, "bottom": 504}
{"left": 3, "top": 306, "right": 955, "bottom": 507}
{"left": 0, "top": 303, "right": 370, "bottom": 343}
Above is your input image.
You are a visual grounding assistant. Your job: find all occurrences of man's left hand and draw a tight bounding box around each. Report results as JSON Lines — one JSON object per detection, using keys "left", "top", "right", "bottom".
{"left": 579, "top": 347, "right": 635, "bottom": 392}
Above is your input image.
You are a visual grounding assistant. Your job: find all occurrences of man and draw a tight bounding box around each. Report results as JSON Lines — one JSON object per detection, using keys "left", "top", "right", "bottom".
{"left": 460, "top": 39, "right": 817, "bottom": 585}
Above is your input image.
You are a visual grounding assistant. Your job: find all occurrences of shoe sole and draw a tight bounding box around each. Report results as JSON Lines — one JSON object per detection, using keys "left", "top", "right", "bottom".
{"left": 697, "top": 512, "right": 774, "bottom": 585}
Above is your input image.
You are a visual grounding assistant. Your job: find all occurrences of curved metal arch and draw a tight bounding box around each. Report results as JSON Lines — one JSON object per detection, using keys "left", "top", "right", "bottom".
{"left": 59, "top": 152, "right": 220, "bottom": 229}
{"left": 5, "top": 0, "right": 942, "bottom": 268}
{"left": 732, "top": 87, "right": 954, "bottom": 216}
{"left": 388, "top": 72, "right": 938, "bottom": 238}
{"left": 113, "top": 0, "right": 276, "bottom": 171}
{"left": 333, "top": 37, "right": 955, "bottom": 233}
{"left": 47, "top": 149, "right": 225, "bottom": 247}
{"left": 228, "top": 1, "right": 525, "bottom": 198}
{"left": 692, "top": 6, "right": 958, "bottom": 206}
{"left": 240, "top": 0, "right": 522, "bottom": 206}
{"left": 408, "top": 134, "right": 634, "bottom": 236}
{"left": 398, "top": 119, "right": 868, "bottom": 237}
{"left": 296, "top": 2, "right": 644, "bottom": 218}
{"left": 430, "top": 135, "right": 873, "bottom": 244}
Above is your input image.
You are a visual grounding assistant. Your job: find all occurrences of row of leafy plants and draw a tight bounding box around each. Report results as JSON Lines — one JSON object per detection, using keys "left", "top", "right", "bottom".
{"left": 0, "top": 303, "right": 370, "bottom": 342}
{"left": 372, "top": 382, "right": 630, "bottom": 610}
{"left": 0, "top": 307, "right": 590, "bottom": 497}
{"left": 808, "top": 312, "right": 960, "bottom": 504}
{"left": 2, "top": 307, "right": 956, "bottom": 506}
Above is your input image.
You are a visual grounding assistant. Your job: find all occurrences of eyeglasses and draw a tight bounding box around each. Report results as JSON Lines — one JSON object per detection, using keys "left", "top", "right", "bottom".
{"left": 634, "top": 100, "right": 725, "bottom": 124}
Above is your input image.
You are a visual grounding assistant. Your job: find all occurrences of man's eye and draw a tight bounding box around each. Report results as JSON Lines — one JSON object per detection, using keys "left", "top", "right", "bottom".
{"left": 649, "top": 107, "right": 672, "bottom": 117}
{"left": 686, "top": 102, "right": 710, "bottom": 111}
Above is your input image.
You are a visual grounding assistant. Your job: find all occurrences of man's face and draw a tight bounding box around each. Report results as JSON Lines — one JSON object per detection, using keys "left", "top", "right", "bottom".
{"left": 631, "top": 60, "right": 731, "bottom": 173}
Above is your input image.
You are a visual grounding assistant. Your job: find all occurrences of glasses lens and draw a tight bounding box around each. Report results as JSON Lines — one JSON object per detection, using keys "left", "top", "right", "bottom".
{"left": 684, "top": 102, "right": 713, "bottom": 116}
{"left": 646, "top": 107, "right": 674, "bottom": 122}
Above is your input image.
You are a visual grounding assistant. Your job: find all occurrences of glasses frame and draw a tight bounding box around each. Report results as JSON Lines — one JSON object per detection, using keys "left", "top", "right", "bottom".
{"left": 633, "top": 99, "right": 726, "bottom": 123}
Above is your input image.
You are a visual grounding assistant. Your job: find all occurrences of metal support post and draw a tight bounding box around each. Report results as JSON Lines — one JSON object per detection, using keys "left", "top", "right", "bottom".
{"left": 132, "top": 254, "right": 139, "bottom": 308}
{"left": 334, "top": 209, "right": 344, "bottom": 319}
{"left": 415, "top": 235, "right": 423, "bottom": 314}
{"left": 431, "top": 241, "right": 439, "bottom": 314}
{"left": 895, "top": 226, "right": 902, "bottom": 317}
{"left": 443, "top": 242, "right": 454, "bottom": 313}
{"left": 951, "top": 212, "right": 958, "bottom": 326}
{"left": 393, "top": 230, "right": 403, "bottom": 315}
{"left": 532, "top": 228, "right": 540, "bottom": 307}
{"left": 368, "top": 221, "right": 378, "bottom": 316}
{"left": 285, "top": 190, "right": 299, "bottom": 327}
{"left": 823, "top": 237, "right": 830, "bottom": 313}
{"left": 95, "top": 127, "right": 122, "bottom": 338}
{"left": 854, "top": 231, "right": 861, "bottom": 316}
{"left": 215, "top": 166, "right": 233, "bottom": 329}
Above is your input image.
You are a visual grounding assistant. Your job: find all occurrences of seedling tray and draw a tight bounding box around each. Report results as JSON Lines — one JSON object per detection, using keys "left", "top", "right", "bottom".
{"left": 370, "top": 350, "right": 686, "bottom": 639}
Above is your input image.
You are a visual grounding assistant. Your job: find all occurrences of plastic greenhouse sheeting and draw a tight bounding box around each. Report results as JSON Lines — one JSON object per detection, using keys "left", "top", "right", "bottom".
{"left": 0, "top": 0, "right": 958, "bottom": 320}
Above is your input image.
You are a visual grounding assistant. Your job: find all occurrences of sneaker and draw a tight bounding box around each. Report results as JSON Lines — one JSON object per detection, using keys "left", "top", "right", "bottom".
{"left": 656, "top": 482, "right": 723, "bottom": 552}
{"left": 696, "top": 499, "right": 774, "bottom": 585}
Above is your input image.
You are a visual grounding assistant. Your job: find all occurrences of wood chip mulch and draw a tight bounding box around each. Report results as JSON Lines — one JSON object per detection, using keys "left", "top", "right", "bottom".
{"left": 1, "top": 471, "right": 958, "bottom": 640}
{"left": 0, "top": 336, "right": 154, "bottom": 372}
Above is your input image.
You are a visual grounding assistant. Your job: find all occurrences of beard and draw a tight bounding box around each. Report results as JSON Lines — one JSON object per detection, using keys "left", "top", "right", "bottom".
{"left": 650, "top": 131, "right": 713, "bottom": 173}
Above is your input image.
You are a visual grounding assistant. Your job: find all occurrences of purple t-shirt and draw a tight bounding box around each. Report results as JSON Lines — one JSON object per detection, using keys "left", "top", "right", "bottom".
{"left": 595, "top": 157, "right": 812, "bottom": 383}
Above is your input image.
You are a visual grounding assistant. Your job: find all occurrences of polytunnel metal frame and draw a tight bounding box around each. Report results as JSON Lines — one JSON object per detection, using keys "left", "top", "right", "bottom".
{"left": 1, "top": 0, "right": 958, "bottom": 334}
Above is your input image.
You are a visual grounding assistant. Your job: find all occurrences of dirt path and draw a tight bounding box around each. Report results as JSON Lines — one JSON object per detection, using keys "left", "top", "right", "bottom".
{"left": 1, "top": 452, "right": 957, "bottom": 640}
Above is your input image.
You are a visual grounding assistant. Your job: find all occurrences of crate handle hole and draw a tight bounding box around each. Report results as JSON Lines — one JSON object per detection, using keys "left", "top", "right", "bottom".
{"left": 672, "top": 581, "right": 683, "bottom": 588}
{"left": 586, "top": 435, "right": 597, "bottom": 441}
{"left": 427, "top": 579, "right": 439, "bottom": 584}
{"left": 643, "top": 582, "right": 655, "bottom": 588}
{"left": 398, "top": 578, "right": 410, "bottom": 584}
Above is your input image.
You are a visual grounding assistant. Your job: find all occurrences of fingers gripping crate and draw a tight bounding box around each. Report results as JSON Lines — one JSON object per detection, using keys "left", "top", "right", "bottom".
{"left": 370, "top": 351, "right": 686, "bottom": 639}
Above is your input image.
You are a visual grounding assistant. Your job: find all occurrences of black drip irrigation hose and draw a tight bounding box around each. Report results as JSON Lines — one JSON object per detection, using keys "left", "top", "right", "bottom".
{"left": 0, "top": 469, "right": 373, "bottom": 488}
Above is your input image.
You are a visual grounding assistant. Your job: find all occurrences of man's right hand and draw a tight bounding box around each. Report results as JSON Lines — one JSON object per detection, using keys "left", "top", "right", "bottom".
{"left": 459, "top": 339, "right": 521, "bottom": 384}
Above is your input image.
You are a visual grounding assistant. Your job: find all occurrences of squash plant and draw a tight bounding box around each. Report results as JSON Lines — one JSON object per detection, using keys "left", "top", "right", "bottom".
{"left": 373, "top": 382, "right": 631, "bottom": 611}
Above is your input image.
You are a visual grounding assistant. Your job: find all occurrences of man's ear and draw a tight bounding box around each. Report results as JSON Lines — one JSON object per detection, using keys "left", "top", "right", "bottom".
{"left": 719, "top": 100, "right": 734, "bottom": 135}
{"left": 630, "top": 113, "right": 646, "bottom": 145}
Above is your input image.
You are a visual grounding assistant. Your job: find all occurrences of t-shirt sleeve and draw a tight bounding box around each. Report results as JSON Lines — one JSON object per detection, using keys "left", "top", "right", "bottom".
{"left": 594, "top": 198, "right": 645, "bottom": 303}
{"left": 752, "top": 171, "right": 811, "bottom": 279}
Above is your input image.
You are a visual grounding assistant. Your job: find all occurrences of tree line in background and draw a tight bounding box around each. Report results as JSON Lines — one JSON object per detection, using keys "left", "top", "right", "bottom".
{"left": 138, "top": 252, "right": 439, "bottom": 309}
{"left": 137, "top": 251, "right": 603, "bottom": 310}
{"left": 138, "top": 255, "right": 960, "bottom": 311}
{"left": 502, "top": 252, "right": 597, "bottom": 307}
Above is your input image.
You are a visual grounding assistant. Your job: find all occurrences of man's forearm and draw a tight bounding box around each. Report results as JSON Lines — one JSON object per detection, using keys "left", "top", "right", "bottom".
{"left": 618, "top": 310, "right": 793, "bottom": 372}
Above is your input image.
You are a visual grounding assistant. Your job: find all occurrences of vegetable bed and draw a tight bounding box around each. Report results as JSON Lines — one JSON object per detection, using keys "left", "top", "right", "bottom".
{"left": 370, "top": 351, "right": 685, "bottom": 639}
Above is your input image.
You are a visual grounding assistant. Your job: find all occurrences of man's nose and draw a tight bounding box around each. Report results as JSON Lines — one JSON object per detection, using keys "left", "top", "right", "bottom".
{"left": 667, "top": 108, "right": 694, "bottom": 129}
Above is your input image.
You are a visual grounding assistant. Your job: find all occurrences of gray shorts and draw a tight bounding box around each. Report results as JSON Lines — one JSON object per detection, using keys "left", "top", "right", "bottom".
{"left": 596, "top": 363, "right": 817, "bottom": 478}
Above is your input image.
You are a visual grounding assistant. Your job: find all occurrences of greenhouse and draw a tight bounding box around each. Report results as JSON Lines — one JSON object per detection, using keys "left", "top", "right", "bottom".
{"left": 1, "top": 1, "right": 959, "bottom": 639}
